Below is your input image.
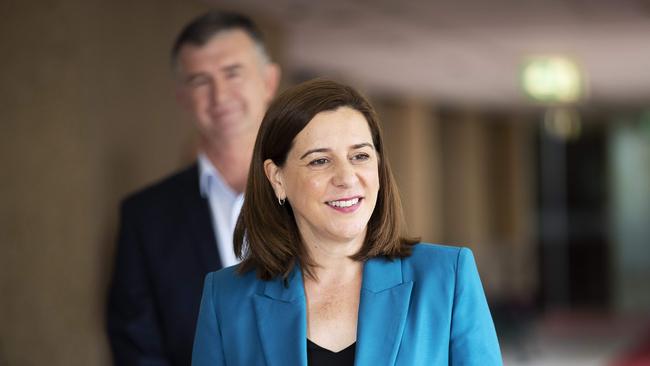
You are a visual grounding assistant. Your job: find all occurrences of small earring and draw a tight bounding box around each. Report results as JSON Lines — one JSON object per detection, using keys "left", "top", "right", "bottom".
{"left": 278, "top": 197, "right": 285, "bottom": 206}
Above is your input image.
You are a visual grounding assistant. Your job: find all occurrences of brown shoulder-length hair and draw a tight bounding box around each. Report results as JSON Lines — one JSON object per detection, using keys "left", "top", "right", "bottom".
{"left": 234, "top": 79, "right": 418, "bottom": 280}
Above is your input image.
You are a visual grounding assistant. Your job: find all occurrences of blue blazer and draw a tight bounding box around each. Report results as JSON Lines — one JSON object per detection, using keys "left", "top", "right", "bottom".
{"left": 192, "top": 243, "right": 502, "bottom": 365}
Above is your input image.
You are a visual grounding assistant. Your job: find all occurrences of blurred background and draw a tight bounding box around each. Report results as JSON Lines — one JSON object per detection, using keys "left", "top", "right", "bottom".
{"left": 1, "top": 0, "right": 650, "bottom": 365}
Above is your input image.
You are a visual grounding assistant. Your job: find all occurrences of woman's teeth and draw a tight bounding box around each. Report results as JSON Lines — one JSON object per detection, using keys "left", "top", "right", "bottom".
{"left": 327, "top": 198, "right": 360, "bottom": 208}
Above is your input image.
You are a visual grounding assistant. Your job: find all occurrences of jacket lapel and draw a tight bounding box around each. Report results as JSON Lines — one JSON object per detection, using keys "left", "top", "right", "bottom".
{"left": 253, "top": 266, "right": 308, "bottom": 366}
{"left": 182, "top": 165, "right": 221, "bottom": 272}
{"left": 356, "top": 257, "right": 413, "bottom": 365}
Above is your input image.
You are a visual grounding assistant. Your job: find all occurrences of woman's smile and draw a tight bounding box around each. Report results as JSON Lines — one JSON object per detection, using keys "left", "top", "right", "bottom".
{"left": 325, "top": 196, "right": 364, "bottom": 213}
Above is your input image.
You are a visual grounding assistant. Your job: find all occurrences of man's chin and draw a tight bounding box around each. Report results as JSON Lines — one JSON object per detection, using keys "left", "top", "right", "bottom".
{"left": 201, "top": 121, "right": 254, "bottom": 141}
{"left": 202, "top": 112, "right": 238, "bottom": 128}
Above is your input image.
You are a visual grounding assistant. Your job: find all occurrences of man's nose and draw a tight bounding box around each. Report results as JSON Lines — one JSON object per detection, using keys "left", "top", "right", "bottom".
{"left": 208, "top": 80, "right": 230, "bottom": 106}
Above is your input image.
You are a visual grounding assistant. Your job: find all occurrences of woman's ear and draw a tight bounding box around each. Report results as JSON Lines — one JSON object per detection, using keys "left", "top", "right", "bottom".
{"left": 263, "top": 159, "right": 285, "bottom": 200}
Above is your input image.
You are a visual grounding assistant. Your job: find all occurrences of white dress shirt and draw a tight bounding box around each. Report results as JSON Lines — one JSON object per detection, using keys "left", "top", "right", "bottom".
{"left": 198, "top": 153, "right": 244, "bottom": 268}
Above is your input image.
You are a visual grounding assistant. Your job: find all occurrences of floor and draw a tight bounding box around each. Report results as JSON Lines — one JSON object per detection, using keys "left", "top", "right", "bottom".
{"left": 499, "top": 310, "right": 650, "bottom": 366}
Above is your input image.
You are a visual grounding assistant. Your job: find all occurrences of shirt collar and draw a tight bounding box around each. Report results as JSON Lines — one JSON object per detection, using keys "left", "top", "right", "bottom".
{"left": 198, "top": 153, "right": 238, "bottom": 199}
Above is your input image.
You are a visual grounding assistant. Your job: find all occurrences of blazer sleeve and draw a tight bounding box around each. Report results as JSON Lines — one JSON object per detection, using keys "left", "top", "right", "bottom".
{"left": 449, "top": 248, "right": 503, "bottom": 365}
{"left": 106, "top": 201, "right": 171, "bottom": 366}
{"left": 192, "top": 272, "right": 227, "bottom": 366}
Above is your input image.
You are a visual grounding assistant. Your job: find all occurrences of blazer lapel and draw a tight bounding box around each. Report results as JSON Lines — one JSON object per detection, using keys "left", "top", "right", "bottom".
{"left": 356, "top": 257, "right": 413, "bottom": 366}
{"left": 253, "top": 266, "right": 308, "bottom": 366}
{"left": 182, "top": 165, "right": 221, "bottom": 273}
{"left": 179, "top": 164, "right": 221, "bottom": 273}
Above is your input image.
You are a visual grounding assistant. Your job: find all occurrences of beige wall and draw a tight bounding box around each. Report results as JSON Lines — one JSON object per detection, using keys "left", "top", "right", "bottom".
{"left": 376, "top": 99, "right": 444, "bottom": 242}
{"left": 0, "top": 1, "right": 221, "bottom": 365}
{"left": 378, "top": 103, "right": 538, "bottom": 301}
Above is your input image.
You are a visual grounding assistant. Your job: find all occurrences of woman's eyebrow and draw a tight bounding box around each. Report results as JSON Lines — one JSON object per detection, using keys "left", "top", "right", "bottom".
{"left": 351, "top": 142, "right": 374, "bottom": 150}
{"left": 299, "top": 143, "right": 375, "bottom": 160}
{"left": 300, "top": 148, "right": 330, "bottom": 160}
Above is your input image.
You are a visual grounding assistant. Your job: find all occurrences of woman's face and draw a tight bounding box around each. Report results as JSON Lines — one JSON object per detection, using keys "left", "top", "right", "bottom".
{"left": 265, "top": 106, "right": 380, "bottom": 246}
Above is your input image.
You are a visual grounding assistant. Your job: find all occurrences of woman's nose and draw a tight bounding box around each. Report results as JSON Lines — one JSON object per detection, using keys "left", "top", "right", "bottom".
{"left": 332, "top": 162, "right": 358, "bottom": 187}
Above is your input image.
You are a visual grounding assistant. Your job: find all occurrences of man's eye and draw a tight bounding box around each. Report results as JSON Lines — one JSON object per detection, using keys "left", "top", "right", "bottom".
{"left": 309, "top": 158, "right": 329, "bottom": 166}
{"left": 225, "top": 70, "right": 241, "bottom": 80}
{"left": 187, "top": 77, "right": 210, "bottom": 88}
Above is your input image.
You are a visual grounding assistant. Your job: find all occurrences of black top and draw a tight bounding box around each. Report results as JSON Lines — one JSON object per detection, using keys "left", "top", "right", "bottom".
{"left": 307, "top": 339, "right": 356, "bottom": 366}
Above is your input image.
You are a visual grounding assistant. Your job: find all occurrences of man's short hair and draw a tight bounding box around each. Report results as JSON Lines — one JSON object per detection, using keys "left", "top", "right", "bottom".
{"left": 171, "top": 10, "right": 270, "bottom": 67}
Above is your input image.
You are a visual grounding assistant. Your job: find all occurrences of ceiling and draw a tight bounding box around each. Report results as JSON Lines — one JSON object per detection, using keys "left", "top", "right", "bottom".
{"left": 211, "top": 0, "right": 650, "bottom": 107}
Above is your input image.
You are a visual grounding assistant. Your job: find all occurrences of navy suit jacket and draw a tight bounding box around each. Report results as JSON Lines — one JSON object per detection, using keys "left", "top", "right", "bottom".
{"left": 192, "top": 244, "right": 502, "bottom": 365}
{"left": 107, "top": 164, "right": 222, "bottom": 366}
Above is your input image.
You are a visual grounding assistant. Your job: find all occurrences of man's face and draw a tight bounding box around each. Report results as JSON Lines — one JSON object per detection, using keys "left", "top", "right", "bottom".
{"left": 175, "top": 30, "right": 279, "bottom": 144}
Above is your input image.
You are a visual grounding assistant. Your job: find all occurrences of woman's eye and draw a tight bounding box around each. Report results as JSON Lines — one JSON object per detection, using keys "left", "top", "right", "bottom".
{"left": 308, "top": 158, "right": 329, "bottom": 166}
{"left": 351, "top": 153, "right": 370, "bottom": 161}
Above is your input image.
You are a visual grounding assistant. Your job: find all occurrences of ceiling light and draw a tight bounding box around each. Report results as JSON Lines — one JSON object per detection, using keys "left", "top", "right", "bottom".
{"left": 521, "top": 56, "right": 584, "bottom": 104}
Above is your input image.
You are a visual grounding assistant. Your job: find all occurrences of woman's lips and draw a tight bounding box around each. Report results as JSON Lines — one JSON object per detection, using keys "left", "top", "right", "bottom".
{"left": 325, "top": 197, "right": 363, "bottom": 213}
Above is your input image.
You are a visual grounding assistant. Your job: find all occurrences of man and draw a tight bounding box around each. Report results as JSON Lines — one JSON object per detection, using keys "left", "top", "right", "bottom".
{"left": 107, "top": 11, "right": 280, "bottom": 365}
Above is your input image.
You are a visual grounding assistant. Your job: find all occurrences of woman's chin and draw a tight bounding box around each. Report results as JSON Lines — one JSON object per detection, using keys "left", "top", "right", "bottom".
{"left": 326, "top": 225, "right": 368, "bottom": 244}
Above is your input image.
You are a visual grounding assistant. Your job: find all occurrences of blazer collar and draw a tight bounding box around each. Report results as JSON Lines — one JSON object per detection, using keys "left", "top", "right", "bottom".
{"left": 252, "top": 257, "right": 413, "bottom": 366}
{"left": 253, "top": 264, "right": 307, "bottom": 366}
{"left": 261, "top": 263, "right": 306, "bottom": 302}
{"left": 356, "top": 256, "right": 413, "bottom": 365}
{"left": 361, "top": 255, "right": 405, "bottom": 292}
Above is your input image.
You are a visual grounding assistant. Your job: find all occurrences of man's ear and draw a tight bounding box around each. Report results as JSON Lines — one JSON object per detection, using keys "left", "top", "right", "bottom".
{"left": 263, "top": 63, "right": 281, "bottom": 101}
{"left": 264, "top": 159, "right": 285, "bottom": 200}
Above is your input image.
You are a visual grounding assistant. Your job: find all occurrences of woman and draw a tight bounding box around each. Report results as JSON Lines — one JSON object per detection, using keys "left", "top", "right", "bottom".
{"left": 192, "top": 79, "right": 502, "bottom": 365}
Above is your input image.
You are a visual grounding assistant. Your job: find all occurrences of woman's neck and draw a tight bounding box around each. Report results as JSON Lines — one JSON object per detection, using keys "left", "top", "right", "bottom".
{"left": 303, "top": 236, "right": 364, "bottom": 285}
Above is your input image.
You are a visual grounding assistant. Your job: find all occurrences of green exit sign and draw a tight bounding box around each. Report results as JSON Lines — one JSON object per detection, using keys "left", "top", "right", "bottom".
{"left": 521, "top": 56, "right": 584, "bottom": 103}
